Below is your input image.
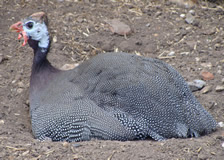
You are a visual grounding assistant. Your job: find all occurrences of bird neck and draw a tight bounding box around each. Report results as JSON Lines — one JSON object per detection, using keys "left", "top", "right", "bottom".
{"left": 29, "top": 38, "right": 60, "bottom": 95}
{"left": 28, "top": 39, "right": 53, "bottom": 72}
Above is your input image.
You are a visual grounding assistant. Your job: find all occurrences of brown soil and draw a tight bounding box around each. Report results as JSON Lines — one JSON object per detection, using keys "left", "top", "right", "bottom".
{"left": 0, "top": 0, "right": 224, "bottom": 159}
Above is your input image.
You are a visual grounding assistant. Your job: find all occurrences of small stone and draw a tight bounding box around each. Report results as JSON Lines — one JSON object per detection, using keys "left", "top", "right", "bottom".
{"left": 25, "top": 100, "right": 30, "bottom": 105}
{"left": 200, "top": 71, "right": 214, "bottom": 80}
{"left": 22, "top": 150, "right": 29, "bottom": 156}
{"left": 222, "top": 78, "right": 224, "bottom": 84}
{"left": 218, "top": 122, "right": 224, "bottom": 128}
{"left": 60, "top": 63, "right": 78, "bottom": 70}
{"left": 105, "top": 19, "right": 131, "bottom": 36}
{"left": 185, "top": 12, "right": 195, "bottom": 24}
{"left": 62, "top": 142, "right": 69, "bottom": 147}
{"left": 180, "top": 14, "right": 185, "bottom": 18}
{"left": 12, "top": 80, "right": 16, "bottom": 84}
{"left": 210, "top": 152, "right": 216, "bottom": 155}
{"left": 53, "top": 36, "right": 57, "bottom": 43}
{"left": 215, "top": 85, "right": 224, "bottom": 92}
{"left": 201, "top": 85, "right": 212, "bottom": 94}
{"left": 200, "top": 62, "right": 212, "bottom": 69}
{"left": 73, "top": 154, "right": 80, "bottom": 159}
{"left": 195, "top": 57, "right": 200, "bottom": 62}
{"left": 180, "top": 52, "right": 190, "bottom": 55}
{"left": 160, "top": 143, "right": 165, "bottom": 146}
{"left": 188, "top": 79, "right": 206, "bottom": 92}
{"left": 189, "top": 10, "right": 195, "bottom": 15}
{"left": 222, "top": 142, "right": 224, "bottom": 148}
{"left": 186, "top": 41, "right": 197, "bottom": 50}
{"left": 17, "top": 88, "right": 23, "bottom": 94}
{"left": 155, "top": 11, "right": 162, "bottom": 17}
{"left": 202, "top": 27, "right": 216, "bottom": 35}
{"left": 168, "top": 51, "right": 175, "bottom": 56}
{"left": 0, "top": 120, "right": 4, "bottom": 124}
{"left": 145, "top": 23, "right": 150, "bottom": 27}
{"left": 217, "top": 70, "right": 222, "bottom": 74}
{"left": 18, "top": 81, "right": 24, "bottom": 88}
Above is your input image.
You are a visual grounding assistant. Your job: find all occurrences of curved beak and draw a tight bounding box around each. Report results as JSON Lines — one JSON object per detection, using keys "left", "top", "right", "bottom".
{"left": 9, "top": 21, "right": 23, "bottom": 32}
{"left": 10, "top": 21, "right": 28, "bottom": 46}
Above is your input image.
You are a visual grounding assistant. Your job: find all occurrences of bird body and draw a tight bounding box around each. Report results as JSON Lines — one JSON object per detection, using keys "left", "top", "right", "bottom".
{"left": 10, "top": 12, "right": 217, "bottom": 142}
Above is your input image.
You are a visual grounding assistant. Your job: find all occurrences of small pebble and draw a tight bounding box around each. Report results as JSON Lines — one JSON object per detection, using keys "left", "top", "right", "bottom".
{"left": 200, "top": 71, "right": 214, "bottom": 81}
{"left": 215, "top": 85, "right": 224, "bottom": 92}
{"left": 185, "top": 12, "right": 195, "bottom": 24}
{"left": 53, "top": 36, "right": 57, "bottom": 43}
{"left": 17, "top": 88, "right": 23, "bottom": 94}
{"left": 195, "top": 57, "right": 200, "bottom": 62}
{"left": 12, "top": 80, "right": 16, "bottom": 84}
{"left": 145, "top": 23, "right": 150, "bottom": 27}
{"left": 0, "top": 120, "right": 4, "bottom": 124}
{"left": 218, "top": 122, "right": 224, "bottom": 128}
{"left": 22, "top": 150, "right": 29, "bottom": 156}
{"left": 168, "top": 51, "right": 175, "bottom": 56}
{"left": 202, "top": 27, "right": 216, "bottom": 35}
{"left": 18, "top": 81, "right": 24, "bottom": 88}
{"left": 186, "top": 41, "right": 197, "bottom": 50}
{"left": 188, "top": 79, "right": 206, "bottom": 92}
{"left": 160, "top": 143, "right": 165, "bottom": 146}
{"left": 222, "top": 142, "right": 224, "bottom": 148}
{"left": 200, "top": 62, "right": 212, "bottom": 69}
{"left": 155, "top": 11, "right": 162, "bottom": 17}
{"left": 25, "top": 100, "right": 30, "bottom": 105}
{"left": 105, "top": 19, "right": 131, "bottom": 36}
{"left": 189, "top": 10, "right": 195, "bottom": 15}
{"left": 62, "top": 142, "right": 69, "bottom": 147}
{"left": 180, "top": 52, "right": 190, "bottom": 55}
{"left": 201, "top": 85, "right": 212, "bottom": 94}
{"left": 61, "top": 63, "right": 78, "bottom": 70}
{"left": 180, "top": 14, "right": 185, "bottom": 18}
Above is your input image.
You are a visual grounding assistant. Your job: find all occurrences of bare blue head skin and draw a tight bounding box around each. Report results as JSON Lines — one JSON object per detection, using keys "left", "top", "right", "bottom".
{"left": 23, "top": 12, "right": 50, "bottom": 67}
{"left": 10, "top": 12, "right": 50, "bottom": 65}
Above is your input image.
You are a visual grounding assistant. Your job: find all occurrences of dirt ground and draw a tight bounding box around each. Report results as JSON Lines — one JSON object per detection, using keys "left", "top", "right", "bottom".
{"left": 0, "top": 0, "right": 224, "bottom": 159}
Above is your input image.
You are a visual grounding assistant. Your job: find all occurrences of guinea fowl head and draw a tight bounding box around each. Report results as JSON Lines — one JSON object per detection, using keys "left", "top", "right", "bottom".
{"left": 10, "top": 12, "right": 58, "bottom": 92}
{"left": 10, "top": 12, "right": 50, "bottom": 53}
{"left": 10, "top": 12, "right": 57, "bottom": 73}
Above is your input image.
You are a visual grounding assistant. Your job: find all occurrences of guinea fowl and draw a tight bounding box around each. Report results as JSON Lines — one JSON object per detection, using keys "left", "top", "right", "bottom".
{"left": 10, "top": 12, "right": 217, "bottom": 142}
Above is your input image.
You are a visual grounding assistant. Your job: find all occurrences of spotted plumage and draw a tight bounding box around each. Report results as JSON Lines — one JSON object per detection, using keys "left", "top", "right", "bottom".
{"left": 10, "top": 12, "right": 217, "bottom": 142}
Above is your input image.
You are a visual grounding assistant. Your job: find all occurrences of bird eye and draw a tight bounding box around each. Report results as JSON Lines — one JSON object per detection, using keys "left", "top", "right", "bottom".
{"left": 26, "top": 21, "right": 34, "bottom": 29}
